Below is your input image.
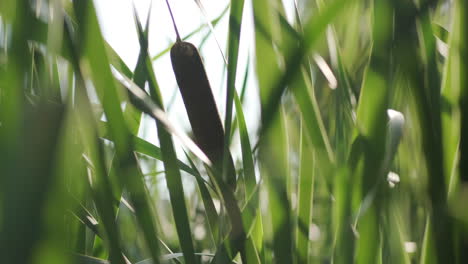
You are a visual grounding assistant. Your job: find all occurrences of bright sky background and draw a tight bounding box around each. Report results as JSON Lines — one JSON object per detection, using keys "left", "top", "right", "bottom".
{"left": 93, "top": 1, "right": 297, "bottom": 195}
{"left": 94, "top": 0, "right": 260, "bottom": 154}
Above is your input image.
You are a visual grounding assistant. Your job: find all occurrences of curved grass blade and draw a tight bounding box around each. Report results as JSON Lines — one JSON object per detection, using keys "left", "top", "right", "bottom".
{"left": 192, "top": 0, "right": 227, "bottom": 64}
{"left": 222, "top": 0, "right": 246, "bottom": 196}
{"left": 98, "top": 121, "right": 197, "bottom": 176}
{"left": 234, "top": 92, "right": 256, "bottom": 201}
{"left": 132, "top": 9, "right": 199, "bottom": 263}
{"left": 113, "top": 69, "right": 211, "bottom": 165}
{"left": 252, "top": 1, "right": 294, "bottom": 262}
{"left": 184, "top": 153, "right": 220, "bottom": 245}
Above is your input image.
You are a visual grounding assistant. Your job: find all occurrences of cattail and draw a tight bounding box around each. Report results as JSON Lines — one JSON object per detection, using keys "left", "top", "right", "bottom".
{"left": 166, "top": 0, "right": 236, "bottom": 190}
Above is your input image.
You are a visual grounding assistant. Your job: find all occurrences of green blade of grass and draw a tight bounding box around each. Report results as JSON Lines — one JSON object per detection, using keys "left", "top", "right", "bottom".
{"left": 229, "top": 58, "right": 250, "bottom": 142}
{"left": 73, "top": 253, "right": 110, "bottom": 264}
{"left": 133, "top": 9, "right": 199, "bottom": 263}
{"left": 291, "top": 67, "right": 335, "bottom": 171}
{"left": 223, "top": 0, "right": 245, "bottom": 172}
{"left": 252, "top": 1, "right": 294, "bottom": 262}
{"left": 440, "top": 0, "right": 468, "bottom": 262}
{"left": 296, "top": 123, "right": 315, "bottom": 264}
{"left": 392, "top": 1, "right": 456, "bottom": 262}
{"left": 453, "top": 0, "right": 468, "bottom": 185}
{"left": 98, "top": 120, "right": 198, "bottom": 175}
{"left": 208, "top": 180, "right": 247, "bottom": 264}
{"left": 0, "top": 103, "right": 66, "bottom": 263}
{"left": 185, "top": 153, "right": 220, "bottom": 245}
{"left": 234, "top": 91, "right": 256, "bottom": 202}
{"left": 72, "top": 1, "right": 162, "bottom": 263}
{"left": 440, "top": 2, "right": 461, "bottom": 197}
{"left": 262, "top": 109, "right": 293, "bottom": 264}
{"left": 210, "top": 172, "right": 261, "bottom": 263}
{"left": 351, "top": 0, "right": 393, "bottom": 262}
{"left": 60, "top": 15, "right": 128, "bottom": 264}
{"left": 192, "top": 0, "right": 227, "bottom": 63}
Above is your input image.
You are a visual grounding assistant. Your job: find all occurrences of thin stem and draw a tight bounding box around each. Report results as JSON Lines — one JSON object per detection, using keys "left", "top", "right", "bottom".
{"left": 165, "top": 0, "right": 181, "bottom": 42}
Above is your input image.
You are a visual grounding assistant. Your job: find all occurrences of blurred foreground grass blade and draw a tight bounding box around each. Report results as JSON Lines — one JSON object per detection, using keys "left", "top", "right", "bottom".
{"left": 277, "top": 0, "right": 335, "bottom": 173}
{"left": 133, "top": 10, "right": 199, "bottom": 263}
{"left": 72, "top": 1, "right": 162, "bottom": 263}
{"left": 258, "top": 0, "right": 349, "bottom": 137}
{"left": 351, "top": 1, "right": 393, "bottom": 263}
{"left": 440, "top": 1, "right": 462, "bottom": 198}
{"left": 441, "top": 0, "right": 468, "bottom": 262}
{"left": 296, "top": 124, "right": 315, "bottom": 264}
{"left": 0, "top": 2, "right": 69, "bottom": 263}
{"left": 244, "top": 237, "right": 262, "bottom": 264}
{"left": 455, "top": 1, "right": 468, "bottom": 186}
{"left": 262, "top": 109, "right": 293, "bottom": 263}
{"left": 252, "top": 1, "right": 292, "bottom": 262}
{"left": 223, "top": 0, "right": 245, "bottom": 153}
{"left": 252, "top": 0, "right": 281, "bottom": 110}
{"left": 1, "top": 104, "right": 65, "bottom": 263}
{"left": 392, "top": 0, "right": 456, "bottom": 262}
{"left": 382, "top": 196, "right": 411, "bottom": 264}
{"left": 455, "top": 0, "right": 468, "bottom": 257}
{"left": 291, "top": 68, "right": 335, "bottom": 173}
